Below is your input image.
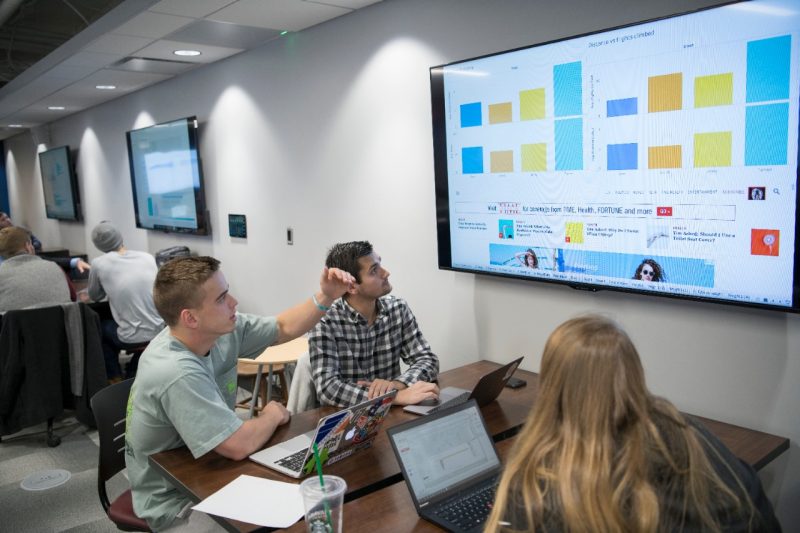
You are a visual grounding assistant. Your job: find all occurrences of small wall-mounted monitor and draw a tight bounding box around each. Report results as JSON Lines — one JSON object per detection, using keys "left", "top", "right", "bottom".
{"left": 38, "top": 145, "right": 81, "bottom": 221}
{"left": 126, "top": 116, "right": 210, "bottom": 235}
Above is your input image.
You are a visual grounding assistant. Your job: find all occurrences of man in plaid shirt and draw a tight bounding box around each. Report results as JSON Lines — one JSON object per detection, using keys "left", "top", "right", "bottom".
{"left": 309, "top": 241, "right": 440, "bottom": 407}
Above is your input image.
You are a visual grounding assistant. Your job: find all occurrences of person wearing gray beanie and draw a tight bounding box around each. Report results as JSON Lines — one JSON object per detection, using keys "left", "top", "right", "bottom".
{"left": 87, "top": 221, "right": 164, "bottom": 381}
{"left": 91, "top": 221, "right": 123, "bottom": 253}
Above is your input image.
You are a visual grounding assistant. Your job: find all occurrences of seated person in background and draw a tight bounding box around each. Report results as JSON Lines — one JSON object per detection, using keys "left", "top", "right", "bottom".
{"left": 485, "top": 315, "right": 780, "bottom": 533}
{"left": 88, "top": 221, "right": 164, "bottom": 381}
{"left": 0, "top": 210, "right": 90, "bottom": 272}
{"left": 633, "top": 258, "right": 664, "bottom": 282}
{"left": 125, "top": 256, "right": 354, "bottom": 531}
{"left": 309, "top": 241, "right": 439, "bottom": 407}
{"left": 0, "top": 226, "right": 71, "bottom": 312}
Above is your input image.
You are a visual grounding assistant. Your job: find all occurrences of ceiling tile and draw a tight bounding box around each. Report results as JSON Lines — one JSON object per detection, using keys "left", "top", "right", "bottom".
{"left": 210, "top": 0, "right": 351, "bottom": 32}
{"left": 149, "top": 0, "right": 237, "bottom": 18}
{"left": 133, "top": 39, "right": 244, "bottom": 63}
{"left": 83, "top": 34, "right": 155, "bottom": 56}
{"left": 41, "top": 70, "right": 172, "bottom": 108}
{"left": 112, "top": 11, "right": 197, "bottom": 40}
{"left": 43, "top": 63, "right": 102, "bottom": 82}
{"left": 3, "top": 107, "right": 67, "bottom": 126}
{"left": 61, "top": 51, "right": 125, "bottom": 69}
{"left": 167, "top": 19, "right": 281, "bottom": 49}
{"left": 79, "top": 69, "right": 172, "bottom": 91}
{"left": 0, "top": 76, "right": 77, "bottom": 114}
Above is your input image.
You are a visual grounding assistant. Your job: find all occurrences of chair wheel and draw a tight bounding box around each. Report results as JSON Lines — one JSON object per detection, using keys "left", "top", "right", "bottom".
{"left": 47, "top": 434, "right": 61, "bottom": 447}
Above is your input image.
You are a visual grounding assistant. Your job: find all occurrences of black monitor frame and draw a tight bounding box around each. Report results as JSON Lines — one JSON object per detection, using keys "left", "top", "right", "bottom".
{"left": 126, "top": 116, "right": 210, "bottom": 236}
{"left": 431, "top": 0, "right": 800, "bottom": 313}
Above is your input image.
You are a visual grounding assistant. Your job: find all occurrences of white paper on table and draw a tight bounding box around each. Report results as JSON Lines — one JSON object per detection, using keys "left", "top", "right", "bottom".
{"left": 192, "top": 474, "right": 305, "bottom": 528}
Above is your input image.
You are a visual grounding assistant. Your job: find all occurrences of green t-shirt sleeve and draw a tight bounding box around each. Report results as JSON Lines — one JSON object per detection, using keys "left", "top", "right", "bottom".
{"left": 235, "top": 313, "right": 279, "bottom": 359}
{"left": 161, "top": 370, "right": 243, "bottom": 458}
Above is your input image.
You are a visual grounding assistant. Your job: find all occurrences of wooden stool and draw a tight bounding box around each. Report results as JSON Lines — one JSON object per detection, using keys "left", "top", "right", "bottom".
{"left": 236, "top": 337, "right": 308, "bottom": 417}
{"left": 236, "top": 362, "right": 288, "bottom": 411}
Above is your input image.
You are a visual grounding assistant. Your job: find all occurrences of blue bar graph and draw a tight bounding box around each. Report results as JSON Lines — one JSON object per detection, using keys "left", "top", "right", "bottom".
{"left": 745, "top": 103, "right": 789, "bottom": 166}
{"left": 462, "top": 146, "right": 484, "bottom": 174}
{"left": 607, "top": 143, "right": 638, "bottom": 170}
{"left": 554, "top": 61, "right": 582, "bottom": 117}
{"left": 555, "top": 118, "right": 583, "bottom": 171}
{"left": 460, "top": 102, "right": 482, "bottom": 128}
{"left": 607, "top": 97, "right": 638, "bottom": 117}
{"left": 746, "top": 35, "right": 791, "bottom": 103}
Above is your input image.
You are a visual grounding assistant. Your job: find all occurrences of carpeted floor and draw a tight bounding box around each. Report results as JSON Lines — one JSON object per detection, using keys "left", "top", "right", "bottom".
{"left": 0, "top": 414, "right": 127, "bottom": 532}
{"left": 0, "top": 384, "right": 271, "bottom": 532}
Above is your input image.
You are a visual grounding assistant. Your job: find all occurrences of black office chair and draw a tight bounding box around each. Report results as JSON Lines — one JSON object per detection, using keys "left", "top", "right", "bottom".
{"left": 90, "top": 379, "right": 150, "bottom": 531}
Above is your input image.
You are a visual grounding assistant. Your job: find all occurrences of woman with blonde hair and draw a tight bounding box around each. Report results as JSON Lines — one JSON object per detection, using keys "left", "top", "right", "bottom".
{"left": 485, "top": 315, "right": 779, "bottom": 532}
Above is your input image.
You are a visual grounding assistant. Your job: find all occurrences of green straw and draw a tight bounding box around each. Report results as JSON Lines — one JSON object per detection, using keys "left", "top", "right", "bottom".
{"left": 312, "top": 443, "right": 333, "bottom": 530}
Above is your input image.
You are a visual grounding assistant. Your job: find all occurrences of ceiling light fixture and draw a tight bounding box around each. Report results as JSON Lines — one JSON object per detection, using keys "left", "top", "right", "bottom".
{"left": 173, "top": 49, "right": 201, "bottom": 57}
{"left": 8, "top": 124, "right": 23, "bottom": 128}
{"left": 280, "top": 31, "right": 288, "bottom": 36}
{"left": 95, "top": 85, "right": 117, "bottom": 90}
{"left": 48, "top": 106, "right": 65, "bottom": 110}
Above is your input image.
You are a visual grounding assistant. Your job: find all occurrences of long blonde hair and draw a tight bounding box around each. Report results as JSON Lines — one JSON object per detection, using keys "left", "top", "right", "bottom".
{"left": 485, "top": 315, "right": 753, "bottom": 533}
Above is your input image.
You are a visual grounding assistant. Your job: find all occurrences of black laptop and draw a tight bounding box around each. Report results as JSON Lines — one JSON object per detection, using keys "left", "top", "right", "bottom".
{"left": 403, "top": 356, "right": 523, "bottom": 415}
{"left": 387, "top": 400, "right": 502, "bottom": 533}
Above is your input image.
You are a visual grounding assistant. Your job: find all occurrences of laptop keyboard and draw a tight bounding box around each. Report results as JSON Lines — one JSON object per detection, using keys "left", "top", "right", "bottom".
{"left": 276, "top": 448, "right": 308, "bottom": 472}
{"left": 428, "top": 391, "right": 471, "bottom": 414}
{"left": 434, "top": 478, "right": 498, "bottom": 531}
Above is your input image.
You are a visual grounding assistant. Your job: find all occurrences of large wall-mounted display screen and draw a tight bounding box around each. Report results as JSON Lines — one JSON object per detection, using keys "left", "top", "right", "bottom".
{"left": 38, "top": 145, "right": 81, "bottom": 221}
{"left": 126, "top": 116, "right": 209, "bottom": 235}
{"left": 431, "top": 0, "right": 800, "bottom": 312}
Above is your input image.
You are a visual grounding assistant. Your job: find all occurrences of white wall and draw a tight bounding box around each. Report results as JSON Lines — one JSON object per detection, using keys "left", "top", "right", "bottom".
{"left": 5, "top": 0, "right": 799, "bottom": 526}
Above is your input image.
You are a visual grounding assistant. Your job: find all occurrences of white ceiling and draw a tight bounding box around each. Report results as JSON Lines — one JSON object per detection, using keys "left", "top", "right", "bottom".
{"left": 0, "top": 0, "right": 381, "bottom": 141}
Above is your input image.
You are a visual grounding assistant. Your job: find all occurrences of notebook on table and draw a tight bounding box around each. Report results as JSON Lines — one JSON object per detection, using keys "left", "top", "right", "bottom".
{"left": 388, "top": 399, "right": 502, "bottom": 533}
{"left": 249, "top": 390, "right": 396, "bottom": 478}
{"left": 403, "top": 357, "right": 523, "bottom": 415}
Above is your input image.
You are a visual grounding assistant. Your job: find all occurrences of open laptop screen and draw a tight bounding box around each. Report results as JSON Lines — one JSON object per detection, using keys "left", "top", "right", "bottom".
{"left": 389, "top": 400, "right": 500, "bottom": 503}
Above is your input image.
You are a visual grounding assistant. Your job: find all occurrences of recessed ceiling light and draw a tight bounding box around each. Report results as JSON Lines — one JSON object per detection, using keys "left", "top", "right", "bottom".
{"left": 8, "top": 124, "right": 23, "bottom": 128}
{"left": 48, "top": 106, "right": 65, "bottom": 110}
{"left": 280, "top": 31, "right": 288, "bottom": 36}
{"left": 95, "top": 85, "right": 117, "bottom": 90}
{"left": 173, "top": 49, "right": 201, "bottom": 57}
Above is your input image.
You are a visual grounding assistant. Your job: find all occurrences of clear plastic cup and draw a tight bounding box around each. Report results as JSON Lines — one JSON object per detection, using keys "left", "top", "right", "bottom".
{"left": 300, "top": 475, "right": 347, "bottom": 533}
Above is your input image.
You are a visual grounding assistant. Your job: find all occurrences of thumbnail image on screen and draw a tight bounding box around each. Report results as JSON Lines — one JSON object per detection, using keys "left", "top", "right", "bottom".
{"left": 126, "top": 116, "right": 209, "bottom": 235}
{"left": 431, "top": 0, "right": 800, "bottom": 312}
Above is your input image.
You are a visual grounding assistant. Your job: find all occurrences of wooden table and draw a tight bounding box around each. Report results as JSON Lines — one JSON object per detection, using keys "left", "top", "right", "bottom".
{"left": 150, "top": 361, "right": 539, "bottom": 531}
{"left": 148, "top": 360, "right": 788, "bottom": 532}
{"left": 239, "top": 337, "right": 308, "bottom": 417}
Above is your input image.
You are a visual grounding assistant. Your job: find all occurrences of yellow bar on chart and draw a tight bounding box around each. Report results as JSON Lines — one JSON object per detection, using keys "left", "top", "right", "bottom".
{"left": 694, "top": 131, "right": 732, "bottom": 167}
{"left": 521, "top": 143, "right": 547, "bottom": 171}
{"left": 519, "top": 88, "right": 545, "bottom": 120}
{"left": 695, "top": 73, "right": 733, "bottom": 108}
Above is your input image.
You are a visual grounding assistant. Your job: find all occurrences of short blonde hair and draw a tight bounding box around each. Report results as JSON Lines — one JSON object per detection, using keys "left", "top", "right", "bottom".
{"left": 0, "top": 226, "right": 32, "bottom": 258}
{"left": 153, "top": 256, "right": 219, "bottom": 326}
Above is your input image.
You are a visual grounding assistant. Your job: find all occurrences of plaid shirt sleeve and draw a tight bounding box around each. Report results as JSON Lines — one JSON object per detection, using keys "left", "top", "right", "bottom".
{"left": 308, "top": 312, "right": 370, "bottom": 407}
{"left": 394, "top": 299, "right": 439, "bottom": 387}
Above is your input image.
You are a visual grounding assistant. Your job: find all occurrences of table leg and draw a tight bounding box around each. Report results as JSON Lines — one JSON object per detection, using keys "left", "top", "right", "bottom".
{"left": 266, "top": 364, "right": 274, "bottom": 405}
{"left": 250, "top": 364, "right": 264, "bottom": 418}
